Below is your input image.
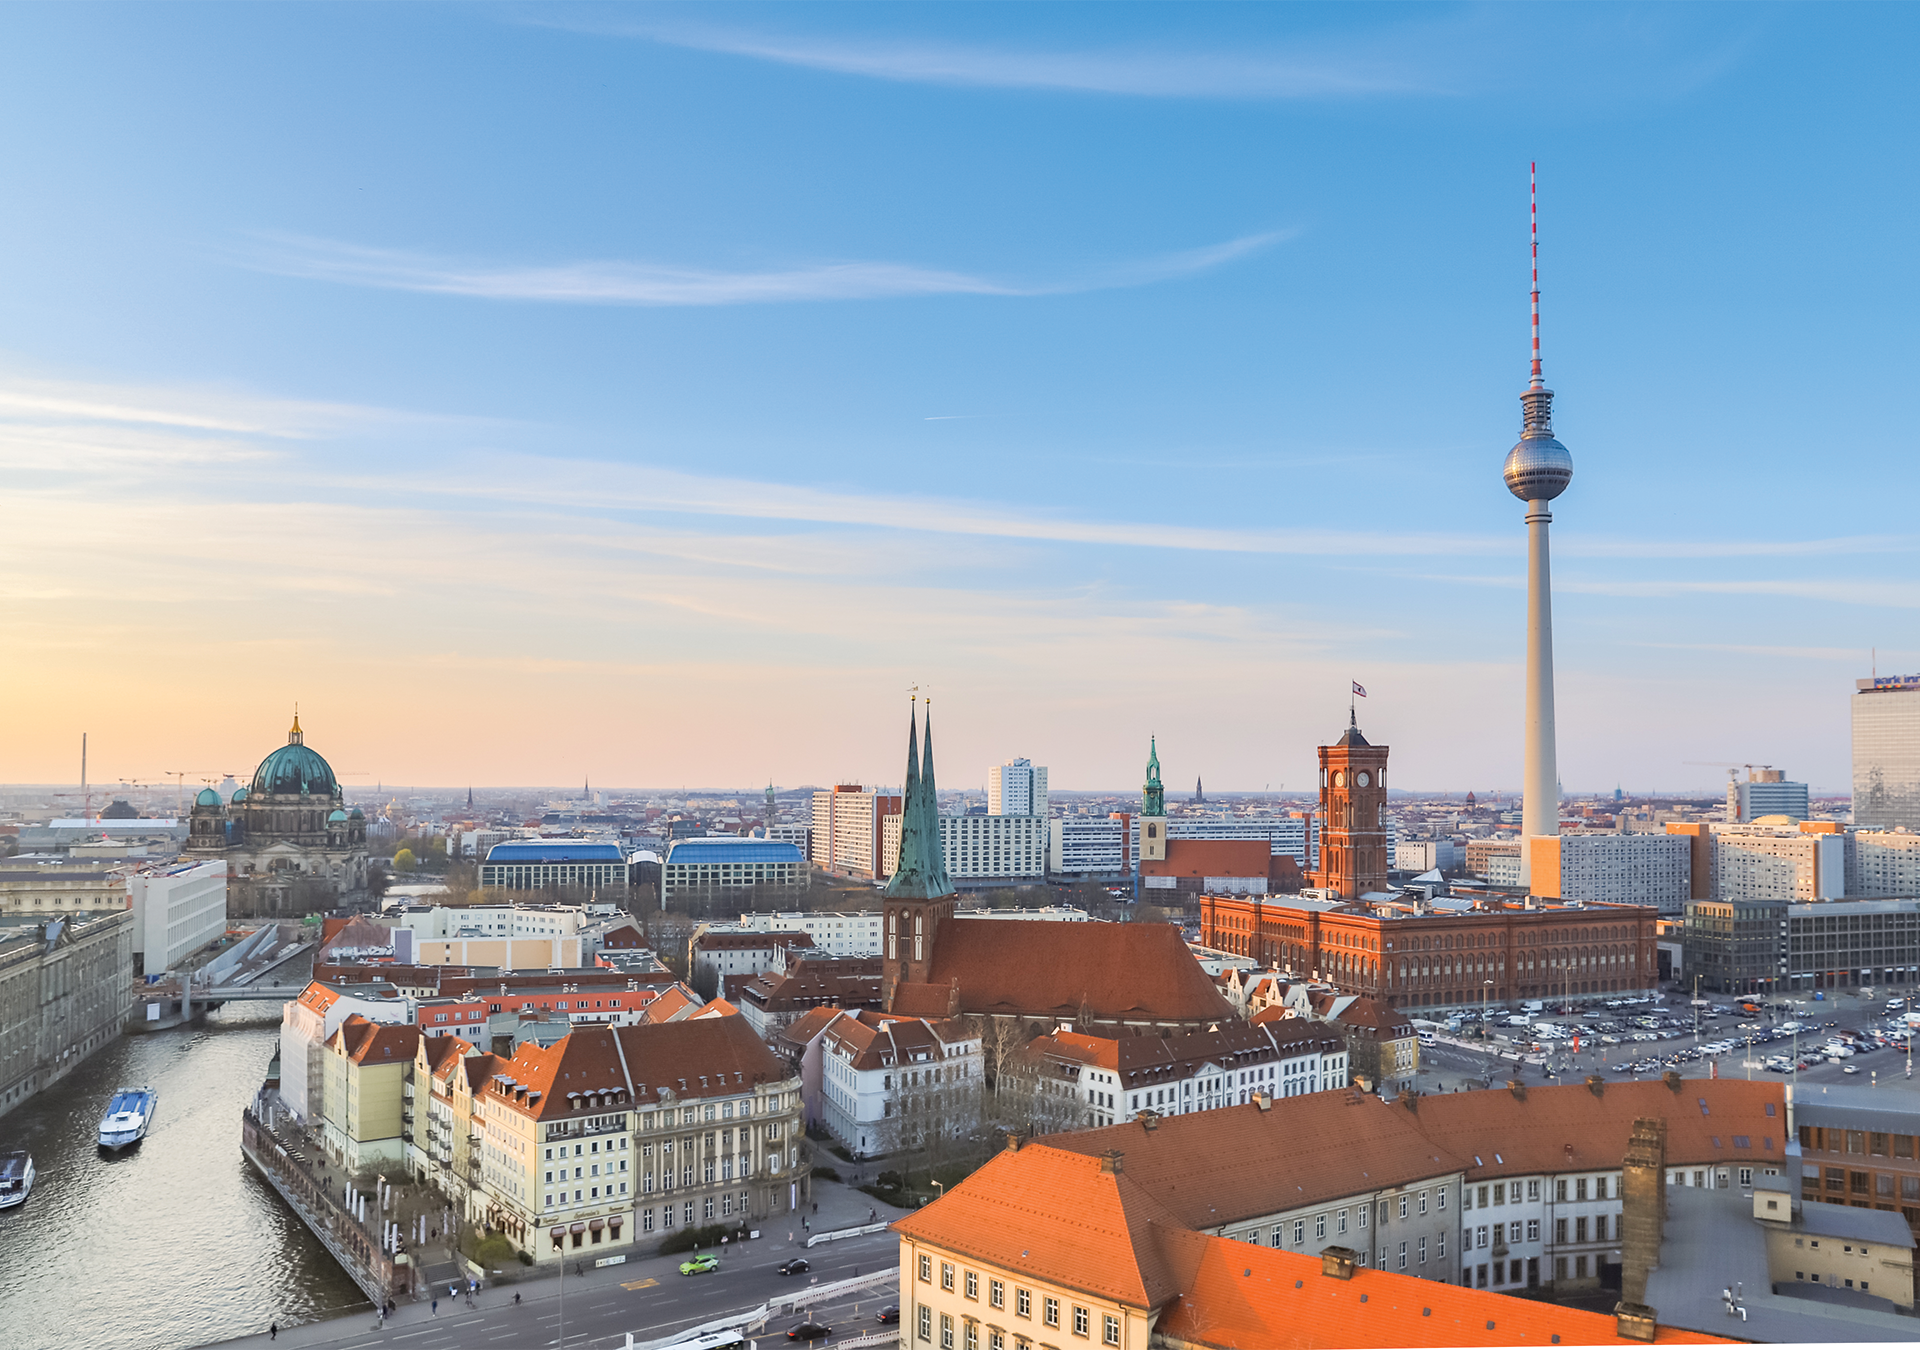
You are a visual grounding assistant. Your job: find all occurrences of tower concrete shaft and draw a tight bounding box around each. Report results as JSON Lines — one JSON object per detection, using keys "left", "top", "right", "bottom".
{"left": 1521, "top": 500, "right": 1560, "bottom": 880}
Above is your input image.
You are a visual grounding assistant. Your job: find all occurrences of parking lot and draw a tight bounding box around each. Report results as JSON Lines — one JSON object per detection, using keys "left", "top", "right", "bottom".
{"left": 1400, "top": 985, "right": 1920, "bottom": 1099}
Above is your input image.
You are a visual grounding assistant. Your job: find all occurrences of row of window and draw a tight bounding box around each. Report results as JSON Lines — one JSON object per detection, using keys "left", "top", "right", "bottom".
{"left": 916, "top": 1259, "right": 1120, "bottom": 1347}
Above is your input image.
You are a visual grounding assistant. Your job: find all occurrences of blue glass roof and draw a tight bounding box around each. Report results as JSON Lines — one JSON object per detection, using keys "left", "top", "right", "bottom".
{"left": 664, "top": 839, "right": 805, "bottom": 865}
{"left": 484, "top": 841, "right": 626, "bottom": 863}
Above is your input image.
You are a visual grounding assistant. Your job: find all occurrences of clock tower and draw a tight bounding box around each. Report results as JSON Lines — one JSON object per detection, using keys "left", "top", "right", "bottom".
{"left": 1309, "top": 712, "right": 1390, "bottom": 899}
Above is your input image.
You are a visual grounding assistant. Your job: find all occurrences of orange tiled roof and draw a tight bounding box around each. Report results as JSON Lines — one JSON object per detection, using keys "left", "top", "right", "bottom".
{"left": 1141, "top": 838, "right": 1273, "bottom": 880}
{"left": 779, "top": 1004, "right": 845, "bottom": 1049}
{"left": 1152, "top": 1226, "right": 1729, "bottom": 1348}
{"left": 893, "top": 1144, "right": 1187, "bottom": 1310}
{"left": 919, "top": 920, "right": 1231, "bottom": 1023}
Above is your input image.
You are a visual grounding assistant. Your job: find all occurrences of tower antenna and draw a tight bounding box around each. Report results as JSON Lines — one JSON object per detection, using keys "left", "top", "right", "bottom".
{"left": 1530, "top": 160, "right": 1543, "bottom": 389}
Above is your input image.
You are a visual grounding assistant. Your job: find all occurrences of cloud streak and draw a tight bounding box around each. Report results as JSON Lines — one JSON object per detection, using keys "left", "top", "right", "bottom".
{"left": 239, "top": 231, "right": 1287, "bottom": 307}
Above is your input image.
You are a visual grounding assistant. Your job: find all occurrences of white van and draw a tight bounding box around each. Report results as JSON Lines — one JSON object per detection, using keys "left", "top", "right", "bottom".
{"left": 1521, "top": 1000, "right": 1545, "bottom": 1014}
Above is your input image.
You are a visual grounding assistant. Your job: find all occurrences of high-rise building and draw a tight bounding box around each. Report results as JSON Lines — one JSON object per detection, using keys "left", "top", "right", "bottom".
{"left": 1527, "top": 834, "right": 1691, "bottom": 914}
{"left": 809, "top": 784, "right": 902, "bottom": 880}
{"left": 1854, "top": 674, "right": 1920, "bottom": 831}
{"left": 986, "top": 759, "right": 1048, "bottom": 818}
{"left": 1726, "top": 768, "right": 1810, "bottom": 824}
{"left": 1504, "top": 166, "right": 1574, "bottom": 887}
{"left": 1308, "top": 714, "right": 1390, "bottom": 899}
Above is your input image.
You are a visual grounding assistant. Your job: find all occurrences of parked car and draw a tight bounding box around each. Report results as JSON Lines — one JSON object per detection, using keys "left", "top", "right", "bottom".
{"left": 680, "top": 1254, "right": 720, "bottom": 1276}
{"left": 777, "top": 1258, "right": 811, "bottom": 1276}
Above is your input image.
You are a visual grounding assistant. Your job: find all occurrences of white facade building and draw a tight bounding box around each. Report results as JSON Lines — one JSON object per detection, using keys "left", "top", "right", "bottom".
{"left": 726, "top": 910, "right": 883, "bottom": 956}
{"left": 123, "top": 859, "right": 227, "bottom": 973}
{"left": 1727, "top": 771, "right": 1811, "bottom": 824}
{"left": 1851, "top": 829, "right": 1920, "bottom": 898}
{"left": 277, "top": 980, "right": 414, "bottom": 1124}
{"left": 803, "top": 1010, "right": 983, "bottom": 1159}
{"left": 1396, "top": 840, "right": 1462, "bottom": 873}
{"left": 938, "top": 813, "right": 1049, "bottom": 885}
{"left": 1714, "top": 825, "right": 1846, "bottom": 903}
{"left": 986, "top": 759, "right": 1049, "bottom": 819}
{"left": 1527, "top": 834, "right": 1692, "bottom": 914}
{"left": 809, "top": 786, "right": 899, "bottom": 880}
{"left": 1048, "top": 815, "right": 1130, "bottom": 875}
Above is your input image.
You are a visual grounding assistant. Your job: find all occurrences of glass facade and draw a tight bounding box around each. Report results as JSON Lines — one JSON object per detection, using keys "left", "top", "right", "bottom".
{"left": 1854, "top": 683, "right": 1920, "bottom": 831}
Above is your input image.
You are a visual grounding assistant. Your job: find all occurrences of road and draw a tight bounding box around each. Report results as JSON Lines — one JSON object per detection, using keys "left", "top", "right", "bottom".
{"left": 207, "top": 1226, "right": 902, "bottom": 1350}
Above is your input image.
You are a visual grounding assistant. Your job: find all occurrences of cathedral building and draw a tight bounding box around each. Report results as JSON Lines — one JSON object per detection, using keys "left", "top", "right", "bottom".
{"left": 186, "top": 714, "right": 369, "bottom": 910}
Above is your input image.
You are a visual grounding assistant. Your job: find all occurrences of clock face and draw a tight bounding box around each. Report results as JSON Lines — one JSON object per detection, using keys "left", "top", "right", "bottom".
{"left": 1333, "top": 771, "right": 1346, "bottom": 788}
{"left": 1356, "top": 772, "right": 1371, "bottom": 787}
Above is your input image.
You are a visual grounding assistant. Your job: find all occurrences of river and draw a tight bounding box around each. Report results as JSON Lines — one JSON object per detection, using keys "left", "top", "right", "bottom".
{"left": 0, "top": 996, "right": 367, "bottom": 1350}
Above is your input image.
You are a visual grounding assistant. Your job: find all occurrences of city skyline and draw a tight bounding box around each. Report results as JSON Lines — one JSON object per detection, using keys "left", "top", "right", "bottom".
{"left": 0, "top": 5, "right": 1915, "bottom": 792}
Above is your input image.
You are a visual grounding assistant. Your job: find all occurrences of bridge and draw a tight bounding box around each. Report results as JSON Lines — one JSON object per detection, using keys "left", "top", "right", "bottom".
{"left": 134, "top": 922, "right": 312, "bottom": 1028}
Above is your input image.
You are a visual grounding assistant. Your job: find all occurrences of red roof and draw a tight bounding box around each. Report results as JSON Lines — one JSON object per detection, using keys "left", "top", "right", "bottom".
{"left": 1153, "top": 1226, "right": 1727, "bottom": 1347}
{"left": 1141, "top": 839, "right": 1272, "bottom": 879}
{"left": 915, "top": 920, "right": 1231, "bottom": 1024}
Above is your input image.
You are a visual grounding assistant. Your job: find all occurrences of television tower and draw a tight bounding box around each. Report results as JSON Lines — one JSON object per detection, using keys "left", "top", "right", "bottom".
{"left": 1504, "top": 163, "right": 1573, "bottom": 886}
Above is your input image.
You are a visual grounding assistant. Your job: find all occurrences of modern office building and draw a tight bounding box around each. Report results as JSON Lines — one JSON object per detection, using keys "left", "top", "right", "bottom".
{"left": 1527, "top": 834, "right": 1691, "bottom": 915}
{"left": 1681, "top": 898, "right": 1786, "bottom": 994}
{"left": 1726, "top": 768, "right": 1811, "bottom": 824}
{"left": 479, "top": 840, "right": 631, "bottom": 895}
{"left": 1854, "top": 674, "right": 1920, "bottom": 832}
{"left": 1047, "top": 814, "right": 1131, "bottom": 880}
{"left": 1683, "top": 895, "right": 1920, "bottom": 994}
{"left": 0, "top": 912, "right": 136, "bottom": 1121}
{"left": 660, "top": 838, "right": 807, "bottom": 904}
{"left": 808, "top": 785, "right": 902, "bottom": 881}
{"left": 985, "top": 759, "right": 1048, "bottom": 818}
{"left": 123, "top": 859, "right": 228, "bottom": 974}
{"left": 1396, "top": 839, "right": 1461, "bottom": 873}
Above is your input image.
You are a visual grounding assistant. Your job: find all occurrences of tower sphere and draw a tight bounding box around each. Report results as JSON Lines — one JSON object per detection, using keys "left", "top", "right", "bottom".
{"left": 1503, "top": 431, "right": 1573, "bottom": 502}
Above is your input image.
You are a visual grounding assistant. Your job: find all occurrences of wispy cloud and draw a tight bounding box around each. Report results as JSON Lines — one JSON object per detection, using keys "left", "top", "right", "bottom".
{"left": 238, "top": 230, "right": 1287, "bottom": 307}
{"left": 551, "top": 18, "right": 1439, "bottom": 99}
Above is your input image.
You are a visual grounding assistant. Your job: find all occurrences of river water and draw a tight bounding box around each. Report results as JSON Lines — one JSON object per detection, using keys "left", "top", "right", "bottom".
{"left": 0, "top": 998, "right": 367, "bottom": 1350}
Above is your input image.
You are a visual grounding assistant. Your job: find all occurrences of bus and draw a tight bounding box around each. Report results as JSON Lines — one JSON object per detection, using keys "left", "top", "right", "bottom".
{"left": 657, "top": 1333, "right": 750, "bottom": 1350}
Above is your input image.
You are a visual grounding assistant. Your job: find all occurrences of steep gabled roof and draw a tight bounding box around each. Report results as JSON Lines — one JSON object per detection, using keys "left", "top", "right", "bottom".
{"left": 779, "top": 1005, "right": 846, "bottom": 1050}
{"left": 920, "top": 920, "right": 1231, "bottom": 1023}
{"left": 893, "top": 1144, "right": 1186, "bottom": 1310}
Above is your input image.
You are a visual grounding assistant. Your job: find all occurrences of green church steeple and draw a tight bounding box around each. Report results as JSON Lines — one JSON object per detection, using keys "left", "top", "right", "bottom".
{"left": 1143, "top": 736, "right": 1165, "bottom": 817}
{"left": 885, "top": 701, "right": 953, "bottom": 900}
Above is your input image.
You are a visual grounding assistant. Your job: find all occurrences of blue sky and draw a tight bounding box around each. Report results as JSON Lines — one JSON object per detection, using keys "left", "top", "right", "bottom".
{"left": 0, "top": 2, "right": 1913, "bottom": 796}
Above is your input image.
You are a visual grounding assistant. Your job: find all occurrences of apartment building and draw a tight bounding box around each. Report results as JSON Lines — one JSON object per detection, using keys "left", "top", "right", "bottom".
{"left": 319, "top": 1015, "right": 421, "bottom": 1170}
{"left": 986, "top": 760, "right": 1048, "bottom": 818}
{"left": 810, "top": 785, "right": 902, "bottom": 880}
{"left": 279, "top": 979, "right": 415, "bottom": 1123}
{"left": 1527, "top": 834, "right": 1692, "bottom": 916}
{"left": 689, "top": 930, "right": 815, "bottom": 993}
{"left": 804, "top": 1010, "right": 982, "bottom": 1159}
{"left": 1007, "top": 1018, "right": 1348, "bottom": 1129}
{"left": 471, "top": 1015, "right": 807, "bottom": 1263}
{"left": 1397, "top": 839, "right": 1462, "bottom": 873}
{"left": 1714, "top": 823, "right": 1847, "bottom": 903}
{"left": 1047, "top": 814, "right": 1131, "bottom": 879}
{"left": 1851, "top": 829, "right": 1920, "bottom": 898}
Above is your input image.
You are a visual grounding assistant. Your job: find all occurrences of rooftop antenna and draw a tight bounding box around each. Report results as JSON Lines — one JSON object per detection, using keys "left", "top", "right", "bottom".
{"left": 1530, "top": 159, "right": 1543, "bottom": 389}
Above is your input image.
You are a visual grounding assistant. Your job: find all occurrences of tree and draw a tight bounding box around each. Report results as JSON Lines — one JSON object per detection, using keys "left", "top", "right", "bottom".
{"left": 392, "top": 848, "right": 417, "bottom": 873}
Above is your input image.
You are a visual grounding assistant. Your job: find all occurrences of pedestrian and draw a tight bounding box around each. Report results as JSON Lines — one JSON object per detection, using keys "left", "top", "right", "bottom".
{"left": 514, "top": 1293, "right": 522, "bottom": 1306}
{"left": 270, "top": 1325, "right": 277, "bottom": 1342}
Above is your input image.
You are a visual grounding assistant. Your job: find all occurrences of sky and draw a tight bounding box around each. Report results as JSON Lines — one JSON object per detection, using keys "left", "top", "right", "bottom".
{"left": 0, "top": 2, "right": 1915, "bottom": 799}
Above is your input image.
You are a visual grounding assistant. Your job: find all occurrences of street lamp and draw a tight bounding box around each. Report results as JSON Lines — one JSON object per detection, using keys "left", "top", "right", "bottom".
{"left": 1483, "top": 980, "right": 1495, "bottom": 1081}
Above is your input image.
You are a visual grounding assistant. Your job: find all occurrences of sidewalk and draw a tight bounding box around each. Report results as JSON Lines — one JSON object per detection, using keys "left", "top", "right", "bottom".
{"left": 206, "top": 1178, "right": 915, "bottom": 1350}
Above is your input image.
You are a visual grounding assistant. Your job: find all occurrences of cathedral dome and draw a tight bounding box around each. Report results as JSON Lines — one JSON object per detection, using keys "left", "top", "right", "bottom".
{"left": 251, "top": 714, "right": 340, "bottom": 797}
{"left": 328, "top": 808, "right": 348, "bottom": 823}
{"left": 195, "top": 787, "right": 222, "bottom": 808}
{"left": 231, "top": 787, "right": 249, "bottom": 804}
{"left": 349, "top": 806, "right": 364, "bottom": 820}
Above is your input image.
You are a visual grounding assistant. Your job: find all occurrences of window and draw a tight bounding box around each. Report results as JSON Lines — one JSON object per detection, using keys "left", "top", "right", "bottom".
{"left": 1527, "top": 1219, "right": 1540, "bottom": 1242}
{"left": 1338, "top": 1208, "right": 1348, "bottom": 1234}
{"left": 1103, "top": 1315, "right": 1121, "bottom": 1346}
{"left": 917, "top": 1307, "right": 932, "bottom": 1343}
{"left": 1017, "top": 1288, "right": 1031, "bottom": 1319}
{"left": 966, "top": 1325, "right": 979, "bottom": 1350}
{"left": 1555, "top": 1218, "right": 1567, "bottom": 1244}
{"left": 990, "top": 1280, "right": 1005, "bottom": 1310}
{"left": 1419, "top": 1190, "right": 1429, "bottom": 1215}
{"left": 1438, "top": 1187, "right": 1447, "bottom": 1211}
{"left": 1476, "top": 1225, "right": 1488, "bottom": 1249}
{"left": 1073, "top": 1306, "right": 1089, "bottom": 1338}
{"left": 1398, "top": 1195, "right": 1409, "bottom": 1220}
{"left": 941, "top": 1313, "right": 955, "bottom": 1350}
{"left": 1740, "top": 1167, "right": 1754, "bottom": 1187}
{"left": 991, "top": 1333, "right": 1005, "bottom": 1350}
{"left": 1398, "top": 1241, "right": 1408, "bottom": 1271}
{"left": 1315, "top": 1214, "right": 1327, "bottom": 1239}
{"left": 966, "top": 1271, "right": 979, "bottom": 1300}
{"left": 942, "top": 1263, "right": 955, "bottom": 1292}
{"left": 1044, "top": 1298, "right": 1060, "bottom": 1329}
{"left": 1438, "top": 1231, "right": 1446, "bottom": 1260}
{"left": 1527, "top": 1180, "right": 1540, "bottom": 1202}
{"left": 1576, "top": 1178, "right": 1589, "bottom": 1202}
{"left": 1555, "top": 1179, "right": 1568, "bottom": 1203}
{"left": 1575, "top": 1217, "right": 1588, "bottom": 1243}
{"left": 1359, "top": 1204, "right": 1368, "bottom": 1229}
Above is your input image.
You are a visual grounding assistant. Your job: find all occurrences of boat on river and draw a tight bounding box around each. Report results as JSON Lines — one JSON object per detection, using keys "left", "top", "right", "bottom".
{"left": 99, "top": 1087, "right": 157, "bottom": 1151}
{"left": 0, "top": 1150, "right": 32, "bottom": 1208}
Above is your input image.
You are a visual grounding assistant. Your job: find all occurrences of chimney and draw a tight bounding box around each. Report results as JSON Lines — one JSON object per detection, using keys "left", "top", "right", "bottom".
{"left": 1139, "top": 1112, "right": 1158, "bottom": 1132}
{"left": 1508, "top": 1079, "right": 1526, "bottom": 1101}
{"left": 1253, "top": 1091, "right": 1272, "bottom": 1112}
{"left": 1586, "top": 1074, "right": 1606, "bottom": 1097}
{"left": 1320, "top": 1247, "right": 1359, "bottom": 1280}
{"left": 1661, "top": 1070, "right": 1683, "bottom": 1091}
{"left": 1401, "top": 1091, "right": 1418, "bottom": 1113}
{"left": 1003, "top": 1132, "right": 1022, "bottom": 1153}
{"left": 1099, "top": 1150, "right": 1125, "bottom": 1175}
{"left": 1619, "top": 1117, "right": 1668, "bottom": 1307}
{"left": 1612, "top": 1302, "right": 1658, "bottom": 1343}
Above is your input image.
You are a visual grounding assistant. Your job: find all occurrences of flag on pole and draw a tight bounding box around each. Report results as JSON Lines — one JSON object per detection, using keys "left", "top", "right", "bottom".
{"left": 1352, "top": 681, "right": 1368, "bottom": 697}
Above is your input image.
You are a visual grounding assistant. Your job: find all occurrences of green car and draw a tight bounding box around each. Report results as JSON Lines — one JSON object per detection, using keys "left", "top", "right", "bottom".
{"left": 679, "top": 1254, "right": 720, "bottom": 1276}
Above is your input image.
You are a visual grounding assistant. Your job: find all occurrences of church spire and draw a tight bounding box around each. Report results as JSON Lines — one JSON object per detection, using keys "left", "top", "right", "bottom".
{"left": 885, "top": 698, "right": 952, "bottom": 900}
{"left": 1142, "top": 736, "right": 1165, "bottom": 817}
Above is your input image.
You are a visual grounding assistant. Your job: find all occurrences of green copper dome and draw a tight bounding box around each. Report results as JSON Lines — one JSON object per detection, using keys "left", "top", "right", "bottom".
{"left": 195, "top": 787, "right": 222, "bottom": 808}
{"left": 251, "top": 713, "right": 340, "bottom": 797}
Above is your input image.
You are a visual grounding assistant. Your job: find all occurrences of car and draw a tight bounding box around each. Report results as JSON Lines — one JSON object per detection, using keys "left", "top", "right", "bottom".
{"left": 680, "top": 1254, "right": 720, "bottom": 1276}
{"left": 777, "top": 1258, "right": 811, "bottom": 1276}
{"left": 877, "top": 1306, "right": 901, "bottom": 1325}
{"left": 1843, "top": 1065, "right": 1862, "bottom": 1074}
{"left": 786, "top": 1322, "right": 833, "bottom": 1341}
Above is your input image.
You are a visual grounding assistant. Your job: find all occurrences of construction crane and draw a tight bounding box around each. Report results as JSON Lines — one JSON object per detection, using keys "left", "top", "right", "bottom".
{"left": 1683, "top": 761, "right": 1774, "bottom": 783}
{"left": 163, "top": 771, "right": 209, "bottom": 818}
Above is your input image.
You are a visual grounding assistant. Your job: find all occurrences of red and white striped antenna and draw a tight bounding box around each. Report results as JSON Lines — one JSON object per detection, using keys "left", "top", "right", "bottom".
{"left": 1529, "top": 161, "right": 1543, "bottom": 389}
